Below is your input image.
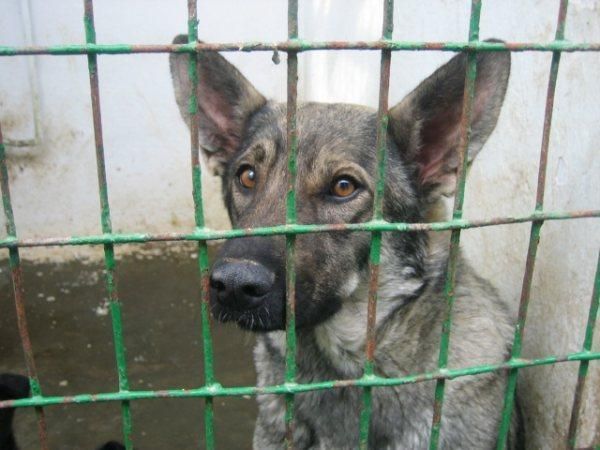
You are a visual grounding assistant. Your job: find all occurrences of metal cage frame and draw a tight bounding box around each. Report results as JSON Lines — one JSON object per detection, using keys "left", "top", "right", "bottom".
{"left": 0, "top": 1, "right": 599, "bottom": 449}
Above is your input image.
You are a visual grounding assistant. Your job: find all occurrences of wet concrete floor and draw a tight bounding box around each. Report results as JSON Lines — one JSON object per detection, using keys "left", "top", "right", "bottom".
{"left": 1, "top": 243, "right": 257, "bottom": 450}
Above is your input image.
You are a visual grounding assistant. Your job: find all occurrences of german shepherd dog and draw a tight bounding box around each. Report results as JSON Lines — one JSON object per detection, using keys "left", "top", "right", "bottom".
{"left": 170, "top": 35, "right": 522, "bottom": 449}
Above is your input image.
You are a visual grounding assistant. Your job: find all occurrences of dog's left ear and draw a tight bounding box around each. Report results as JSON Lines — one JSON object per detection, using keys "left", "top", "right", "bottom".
{"left": 170, "top": 35, "right": 267, "bottom": 175}
{"left": 389, "top": 42, "right": 510, "bottom": 198}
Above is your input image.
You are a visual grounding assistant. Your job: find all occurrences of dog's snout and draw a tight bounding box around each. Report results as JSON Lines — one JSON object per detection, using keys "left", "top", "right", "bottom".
{"left": 210, "top": 260, "right": 274, "bottom": 310}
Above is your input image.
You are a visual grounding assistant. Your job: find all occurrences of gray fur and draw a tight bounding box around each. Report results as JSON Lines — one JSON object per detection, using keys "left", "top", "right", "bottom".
{"left": 170, "top": 37, "right": 521, "bottom": 449}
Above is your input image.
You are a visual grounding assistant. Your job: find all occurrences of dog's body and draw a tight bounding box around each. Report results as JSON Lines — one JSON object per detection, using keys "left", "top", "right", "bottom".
{"left": 171, "top": 35, "right": 521, "bottom": 449}
{"left": 253, "top": 254, "right": 519, "bottom": 450}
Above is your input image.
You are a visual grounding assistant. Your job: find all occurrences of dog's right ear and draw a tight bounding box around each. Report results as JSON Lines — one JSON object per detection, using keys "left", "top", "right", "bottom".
{"left": 389, "top": 45, "right": 510, "bottom": 200}
{"left": 170, "top": 35, "right": 266, "bottom": 175}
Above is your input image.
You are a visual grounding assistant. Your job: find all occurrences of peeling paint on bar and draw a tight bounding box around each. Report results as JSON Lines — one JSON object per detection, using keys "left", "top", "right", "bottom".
{"left": 359, "top": 1, "right": 394, "bottom": 448}
{"left": 1, "top": 40, "right": 600, "bottom": 56}
{"left": 429, "top": 2, "right": 481, "bottom": 448}
{"left": 0, "top": 124, "right": 49, "bottom": 449}
{"left": 83, "top": 1, "right": 133, "bottom": 448}
{"left": 284, "top": 1, "right": 299, "bottom": 447}
{"left": 0, "top": 210, "right": 597, "bottom": 249}
{"left": 185, "top": 1, "right": 217, "bottom": 448}
{"left": 496, "top": 2, "right": 570, "bottom": 449}
{"left": 566, "top": 253, "right": 600, "bottom": 449}
{"left": 1, "top": 351, "right": 597, "bottom": 410}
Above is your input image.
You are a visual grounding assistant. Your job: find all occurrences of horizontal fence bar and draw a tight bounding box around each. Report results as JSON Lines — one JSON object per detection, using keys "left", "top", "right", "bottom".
{"left": 1, "top": 40, "right": 599, "bottom": 56}
{"left": 2, "top": 350, "right": 598, "bottom": 410}
{"left": 0, "top": 210, "right": 596, "bottom": 249}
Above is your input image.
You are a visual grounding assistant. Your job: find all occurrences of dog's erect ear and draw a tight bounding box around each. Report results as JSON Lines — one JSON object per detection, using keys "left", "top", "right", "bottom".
{"left": 170, "top": 35, "right": 266, "bottom": 175}
{"left": 389, "top": 43, "right": 510, "bottom": 198}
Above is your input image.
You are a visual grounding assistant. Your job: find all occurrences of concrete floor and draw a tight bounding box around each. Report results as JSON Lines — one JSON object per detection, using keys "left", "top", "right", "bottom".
{"left": 0, "top": 243, "right": 257, "bottom": 450}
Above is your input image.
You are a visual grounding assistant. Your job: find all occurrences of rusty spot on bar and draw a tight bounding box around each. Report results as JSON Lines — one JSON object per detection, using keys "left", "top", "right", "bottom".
{"left": 83, "top": 0, "right": 134, "bottom": 447}
{"left": 359, "top": 3, "right": 394, "bottom": 448}
{"left": 496, "top": 2, "right": 570, "bottom": 449}
{"left": 0, "top": 210, "right": 596, "bottom": 249}
{"left": 0, "top": 116, "right": 49, "bottom": 448}
{"left": 1, "top": 351, "right": 597, "bottom": 410}
{"left": 365, "top": 262, "right": 381, "bottom": 360}
{"left": 329, "top": 223, "right": 349, "bottom": 231}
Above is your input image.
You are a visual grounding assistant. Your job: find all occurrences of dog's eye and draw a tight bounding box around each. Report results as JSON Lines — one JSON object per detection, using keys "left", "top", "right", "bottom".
{"left": 237, "top": 165, "right": 256, "bottom": 189}
{"left": 330, "top": 177, "right": 357, "bottom": 198}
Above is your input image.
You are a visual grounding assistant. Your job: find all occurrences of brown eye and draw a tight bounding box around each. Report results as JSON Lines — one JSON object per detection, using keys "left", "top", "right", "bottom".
{"left": 238, "top": 165, "right": 256, "bottom": 189}
{"left": 331, "top": 177, "right": 357, "bottom": 198}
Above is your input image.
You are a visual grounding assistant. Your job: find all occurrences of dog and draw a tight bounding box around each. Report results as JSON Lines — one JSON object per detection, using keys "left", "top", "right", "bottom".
{"left": 0, "top": 373, "right": 125, "bottom": 450}
{"left": 0, "top": 373, "right": 29, "bottom": 450}
{"left": 170, "top": 35, "right": 522, "bottom": 449}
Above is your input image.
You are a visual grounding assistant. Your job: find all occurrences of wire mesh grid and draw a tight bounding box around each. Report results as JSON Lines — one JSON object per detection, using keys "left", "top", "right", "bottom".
{"left": 0, "top": 1, "right": 598, "bottom": 449}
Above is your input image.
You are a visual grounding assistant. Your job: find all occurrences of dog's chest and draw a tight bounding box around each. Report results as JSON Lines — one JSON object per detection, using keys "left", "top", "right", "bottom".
{"left": 255, "top": 333, "right": 434, "bottom": 449}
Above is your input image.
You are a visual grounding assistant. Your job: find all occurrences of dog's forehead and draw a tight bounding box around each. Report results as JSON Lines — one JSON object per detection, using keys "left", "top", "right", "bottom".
{"left": 298, "top": 103, "right": 379, "bottom": 165}
{"left": 246, "top": 102, "right": 379, "bottom": 168}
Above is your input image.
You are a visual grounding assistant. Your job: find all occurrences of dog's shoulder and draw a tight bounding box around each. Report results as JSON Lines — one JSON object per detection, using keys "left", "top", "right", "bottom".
{"left": 376, "top": 253, "right": 514, "bottom": 374}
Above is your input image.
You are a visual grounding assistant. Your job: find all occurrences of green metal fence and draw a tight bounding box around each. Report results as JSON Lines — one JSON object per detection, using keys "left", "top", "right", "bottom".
{"left": 0, "top": 1, "right": 599, "bottom": 449}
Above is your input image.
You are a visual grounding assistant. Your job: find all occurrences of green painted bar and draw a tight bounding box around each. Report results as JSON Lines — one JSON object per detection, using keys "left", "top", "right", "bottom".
{"left": 1, "top": 40, "right": 599, "bottom": 57}
{"left": 0, "top": 210, "right": 596, "bottom": 250}
{"left": 1, "top": 351, "right": 597, "bottom": 410}
{"left": 429, "top": 2, "right": 481, "bottom": 449}
{"left": 567, "top": 252, "right": 600, "bottom": 449}
{"left": 358, "top": 231, "right": 381, "bottom": 448}
{"left": 358, "top": 1, "right": 394, "bottom": 447}
{"left": 0, "top": 134, "right": 49, "bottom": 448}
{"left": 496, "top": 2, "right": 569, "bottom": 448}
{"left": 186, "top": 1, "right": 217, "bottom": 448}
{"left": 284, "top": 1, "right": 299, "bottom": 447}
{"left": 83, "top": 1, "right": 133, "bottom": 447}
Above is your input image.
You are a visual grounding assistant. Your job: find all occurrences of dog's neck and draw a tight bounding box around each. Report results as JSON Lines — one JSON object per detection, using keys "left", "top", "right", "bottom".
{"left": 311, "top": 253, "right": 428, "bottom": 377}
{"left": 264, "top": 226, "right": 451, "bottom": 379}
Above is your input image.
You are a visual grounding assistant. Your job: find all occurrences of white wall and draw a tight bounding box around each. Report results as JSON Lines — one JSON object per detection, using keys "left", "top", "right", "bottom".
{"left": 0, "top": 1, "right": 598, "bottom": 448}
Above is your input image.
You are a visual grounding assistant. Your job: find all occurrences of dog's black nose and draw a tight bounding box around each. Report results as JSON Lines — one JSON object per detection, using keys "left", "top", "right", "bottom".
{"left": 210, "top": 260, "right": 274, "bottom": 310}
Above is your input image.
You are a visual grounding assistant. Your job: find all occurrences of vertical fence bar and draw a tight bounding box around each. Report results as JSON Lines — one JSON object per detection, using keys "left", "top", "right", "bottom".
{"left": 358, "top": 1, "right": 393, "bottom": 449}
{"left": 0, "top": 125, "right": 49, "bottom": 449}
{"left": 495, "top": 2, "right": 568, "bottom": 448}
{"left": 185, "top": 1, "right": 217, "bottom": 448}
{"left": 566, "top": 251, "right": 600, "bottom": 449}
{"left": 427, "top": 2, "right": 481, "bottom": 449}
{"left": 83, "top": 1, "right": 133, "bottom": 448}
{"left": 284, "top": 1, "right": 299, "bottom": 448}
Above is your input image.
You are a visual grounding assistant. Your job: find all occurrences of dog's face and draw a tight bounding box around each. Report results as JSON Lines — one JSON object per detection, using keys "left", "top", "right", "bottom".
{"left": 170, "top": 36, "right": 510, "bottom": 332}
